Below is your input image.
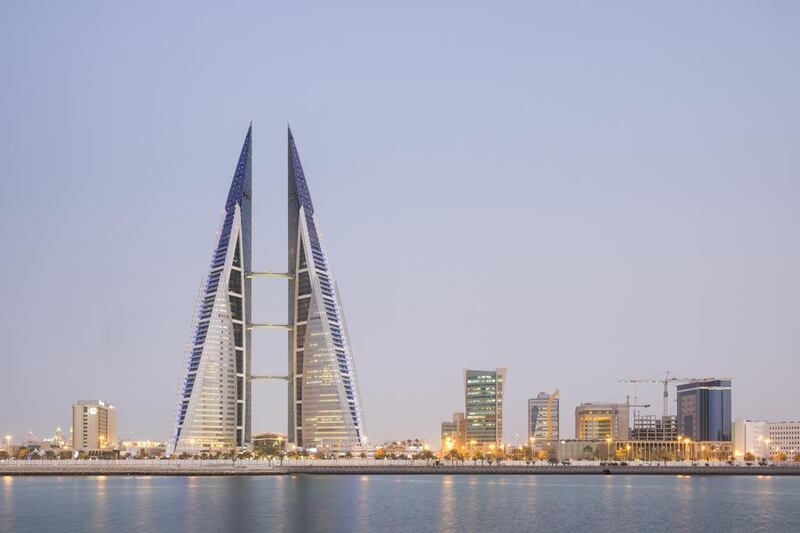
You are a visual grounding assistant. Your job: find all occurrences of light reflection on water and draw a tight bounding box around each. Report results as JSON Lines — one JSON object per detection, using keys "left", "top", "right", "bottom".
{"left": 1, "top": 475, "right": 799, "bottom": 533}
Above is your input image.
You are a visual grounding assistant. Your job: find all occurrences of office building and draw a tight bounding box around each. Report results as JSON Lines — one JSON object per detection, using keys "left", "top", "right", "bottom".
{"left": 732, "top": 419, "right": 768, "bottom": 458}
{"left": 170, "top": 126, "right": 253, "bottom": 454}
{"left": 677, "top": 379, "right": 732, "bottom": 441}
{"left": 528, "top": 391, "right": 559, "bottom": 441}
{"left": 575, "top": 403, "right": 630, "bottom": 441}
{"left": 767, "top": 421, "right": 800, "bottom": 457}
{"left": 72, "top": 400, "right": 118, "bottom": 451}
{"left": 464, "top": 368, "right": 506, "bottom": 446}
{"left": 288, "top": 128, "right": 366, "bottom": 451}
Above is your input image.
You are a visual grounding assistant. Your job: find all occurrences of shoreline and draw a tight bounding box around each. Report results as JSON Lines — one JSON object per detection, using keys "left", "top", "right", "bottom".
{"left": 3, "top": 463, "right": 800, "bottom": 477}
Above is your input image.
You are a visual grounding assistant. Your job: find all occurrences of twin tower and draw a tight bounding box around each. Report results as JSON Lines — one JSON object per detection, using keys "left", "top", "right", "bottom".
{"left": 169, "top": 126, "right": 367, "bottom": 454}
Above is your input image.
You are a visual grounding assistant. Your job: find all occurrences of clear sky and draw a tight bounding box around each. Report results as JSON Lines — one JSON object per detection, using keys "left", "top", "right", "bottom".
{"left": 1, "top": 1, "right": 798, "bottom": 446}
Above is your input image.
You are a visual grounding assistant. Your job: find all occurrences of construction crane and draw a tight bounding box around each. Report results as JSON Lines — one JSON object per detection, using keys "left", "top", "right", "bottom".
{"left": 546, "top": 389, "right": 560, "bottom": 441}
{"left": 619, "top": 372, "right": 730, "bottom": 418}
{"left": 624, "top": 395, "right": 651, "bottom": 422}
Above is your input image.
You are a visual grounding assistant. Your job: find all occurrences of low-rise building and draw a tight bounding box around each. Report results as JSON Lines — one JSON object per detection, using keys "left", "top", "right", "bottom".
{"left": 252, "top": 432, "right": 287, "bottom": 455}
{"left": 440, "top": 412, "right": 466, "bottom": 456}
{"left": 732, "top": 420, "right": 769, "bottom": 459}
{"left": 767, "top": 421, "right": 800, "bottom": 457}
{"left": 120, "top": 440, "right": 166, "bottom": 458}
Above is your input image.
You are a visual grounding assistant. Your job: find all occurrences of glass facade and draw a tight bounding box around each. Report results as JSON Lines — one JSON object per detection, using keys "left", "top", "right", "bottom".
{"left": 464, "top": 369, "right": 506, "bottom": 445}
{"left": 169, "top": 127, "right": 252, "bottom": 454}
{"left": 528, "top": 392, "right": 559, "bottom": 441}
{"left": 677, "top": 379, "right": 732, "bottom": 442}
{"left": 287, "top": 128, "right": 366, "bottom": 451}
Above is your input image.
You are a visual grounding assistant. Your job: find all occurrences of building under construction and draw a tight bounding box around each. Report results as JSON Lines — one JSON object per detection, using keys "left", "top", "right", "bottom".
{"left": 631, "top": 415, "right": 678, "bottom": 441}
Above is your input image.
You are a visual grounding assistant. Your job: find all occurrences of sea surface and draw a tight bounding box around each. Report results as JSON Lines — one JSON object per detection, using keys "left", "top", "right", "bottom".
{"left": 2, "top": 474, "right": 799, "bottom": 532}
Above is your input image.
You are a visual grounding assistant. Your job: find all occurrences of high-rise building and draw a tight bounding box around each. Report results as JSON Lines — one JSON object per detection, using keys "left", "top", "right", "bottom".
{"left": 575, "top": 403, "right": 630, "bottom": 441}
{"left": 528, "top": 391, "right": 559, "bottom": 441}
{"left": 170, "top": 127, "right": 252, "bottom": 454}
{"left": 464, "top": 368, "right": 506, "bottom": 446}
{"left": 72, "top": 400, "right": 118, "bottom": 451}
{"left": 287, "top": 128, "right": 366, "bottom": 451}
{"left": 732, "top": 419, "right": 768, "bottom": 458}
{"left": 677, "top": 379, "right": 732, "bottom": 441}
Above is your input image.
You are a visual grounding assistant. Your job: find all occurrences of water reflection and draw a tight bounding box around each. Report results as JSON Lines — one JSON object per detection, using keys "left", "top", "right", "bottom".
{"left": 1, "top": 476, "right": 13, "bottom": 532}
{"left": 2, "top": 475, "right": 799, "bottom": 532}
{"left": 439, "top": 475, "right": 455, "bottom": 531}
{"left": 91, "top": 476, "right": 108, "bottom": 532}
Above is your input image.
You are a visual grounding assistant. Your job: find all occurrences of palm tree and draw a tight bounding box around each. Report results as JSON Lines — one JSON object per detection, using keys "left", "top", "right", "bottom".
{"left": 582, "top": 445, "right": 594, "bottom": 460}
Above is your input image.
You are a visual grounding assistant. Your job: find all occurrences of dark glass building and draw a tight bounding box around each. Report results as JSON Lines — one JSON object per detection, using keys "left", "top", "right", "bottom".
{"left": 677, "top": 379, "right": 732, "bottom": 441}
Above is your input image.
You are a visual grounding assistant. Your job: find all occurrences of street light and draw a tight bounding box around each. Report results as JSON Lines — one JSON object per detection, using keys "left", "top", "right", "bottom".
{"left": 605, "top": 436, "right": 612, "bottom": 461}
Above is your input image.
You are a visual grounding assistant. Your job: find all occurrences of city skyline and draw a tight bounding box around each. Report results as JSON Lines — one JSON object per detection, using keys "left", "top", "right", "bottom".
{"left": 2, "top": 2, "right": 799, "bottom": 445}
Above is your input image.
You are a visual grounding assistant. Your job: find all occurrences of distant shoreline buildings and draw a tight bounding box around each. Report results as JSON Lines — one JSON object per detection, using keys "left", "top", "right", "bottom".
{"left": 435, "top": 373, "right": 788, "bottom": 463}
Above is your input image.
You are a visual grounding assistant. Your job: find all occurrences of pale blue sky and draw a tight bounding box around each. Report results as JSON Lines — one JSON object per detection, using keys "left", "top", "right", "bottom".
{"left": 1, "top": 1, "right": 798, "bottom": 445}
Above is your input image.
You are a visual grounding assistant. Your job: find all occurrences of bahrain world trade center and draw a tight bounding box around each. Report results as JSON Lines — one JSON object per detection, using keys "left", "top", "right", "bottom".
{"left": 169, "top": 126, "right": 367, "bottom": 454}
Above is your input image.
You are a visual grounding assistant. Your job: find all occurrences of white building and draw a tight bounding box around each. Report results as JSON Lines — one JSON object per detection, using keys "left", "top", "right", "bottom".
{"left": 732, "top": 419, "right": 768, "bottom": 459}
{"left": 767, "top": 421, "right": 800, "bottom": 457}
{"left": 72, "top": 400, "right": 118, "bottom": 451}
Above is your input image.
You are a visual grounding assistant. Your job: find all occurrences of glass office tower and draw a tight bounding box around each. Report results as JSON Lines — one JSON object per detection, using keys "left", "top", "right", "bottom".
{"left": 169, "top": 126, "right": 253, "bottom": 454}
{"left": 677, "top": 379, "right": 732, "bottom": 441}
{"left": 464, "top": 368, "right": 506, "bottom": 446}
{"left": 287, "top": 128, "right": 367, "bottom": 451}
{"left": 528, "top": 392, "right": 560, "bottom": 441}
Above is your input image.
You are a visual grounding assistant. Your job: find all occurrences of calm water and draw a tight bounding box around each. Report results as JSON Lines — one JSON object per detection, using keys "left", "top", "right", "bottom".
{"left": 2, "top": 474, "right": 799, "bottom": 532}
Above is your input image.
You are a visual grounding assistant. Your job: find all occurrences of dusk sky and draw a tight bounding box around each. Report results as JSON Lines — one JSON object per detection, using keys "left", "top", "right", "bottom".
{"left": 1, "top": 2, "right": 798, "bottom": 445}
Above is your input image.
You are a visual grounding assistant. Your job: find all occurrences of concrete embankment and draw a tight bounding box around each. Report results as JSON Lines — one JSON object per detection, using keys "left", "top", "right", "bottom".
{"left": 285, "top": 465, "right": 800, "bottom": 476}
{"left": 3, "top": 463, "right": 800, "bottom": 476}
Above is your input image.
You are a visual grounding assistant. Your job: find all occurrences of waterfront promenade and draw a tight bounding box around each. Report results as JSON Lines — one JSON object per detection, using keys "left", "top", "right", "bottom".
{"left": 3, "top": 459, "right": 800, "bottom": 476}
